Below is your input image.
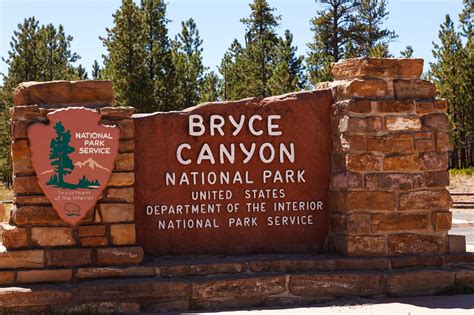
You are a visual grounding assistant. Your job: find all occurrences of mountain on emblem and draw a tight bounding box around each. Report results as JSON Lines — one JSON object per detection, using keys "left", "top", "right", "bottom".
{"left": 28, "top": 108, "right": 120, "bottom": 226}
{"left": 75, "top": 158, "right": 110, "bottom": 172}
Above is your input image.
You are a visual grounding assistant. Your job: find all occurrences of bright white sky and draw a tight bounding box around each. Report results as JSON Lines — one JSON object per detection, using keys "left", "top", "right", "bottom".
{"left": 0, "top": 0, "right": 465, "bottom": 80}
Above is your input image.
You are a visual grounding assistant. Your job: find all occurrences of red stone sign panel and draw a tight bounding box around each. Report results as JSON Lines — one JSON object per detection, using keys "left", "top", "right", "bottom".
{"left": 28, "top": 108, "right": 119, "bottom": 226}
{"left": 135, "top": 90, "right": 333, "bottom": 255}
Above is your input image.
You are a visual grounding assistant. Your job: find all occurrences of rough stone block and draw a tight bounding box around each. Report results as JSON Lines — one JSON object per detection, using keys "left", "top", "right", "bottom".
{"left": 420, "top": 152, "right": 449, "bottom": 170}
{"left": 435, "top": 131, "right": 449, "bottom": 152}
{"left": 106, "top": 187, "right": 134, "bottom": 203}
{"left": 367, "top": 134, "right": 413, "bottom": 153}
{"left": 415, "top": 138, "right": 434, "bottom": 151}
{"left": 343, "top": 117, "right": 383, "bottom": 133}
{"left": 159, "top": 261, "right": 247, "bottom": 277}
{"left": 117, "top": 119, "right": 134, "bottom": 140}
{"left": 78, "top": 278, "right": 188, "bottom": 300}
{"left": 340, "top": 134, "right": 367, "bottom": 151}
{"left": 289, "top": 273, "right": 385, "bottom": 296}
{"left": 31, "top": 227, "right": 75, "bottom": 247}
{"left": 100, "top": 106, "right": 135, "bottom": 120}
{"left": 77, "top": 266, "right": 155, "bottom": 280}
{"left": 393, "top": 79, "right": 436, "bottom": 99}
{"left": 11, "top": 120, "right": 33, "bottom": 140}
{"left": 119, "top": 140, "right": 135, "bottom": 153}
{"left": 192, "top": 275, "right": 286, "bottom": 299}
{"left": 385, "top": 116, "right": 421, "bottom": 131}
{"left": 343, "top": 191, "right": 396, "bottom": 211}
{"left": 12, "top": 140, "right": 34, "bottom": 175}
{"left": 347, "top": 153, "right": 382, "bottom": 172}
{"left": 110, "top": 223, "right": 136, "bottom": 245}
{"left": 456, "top": 269, "right": 474, "bottom": 287}
{"left": 432, "top": 211, "right": 452, "bottom": 230}
{"left": 448, "top": 235, "right": 466, "bottom": 254}
{"left": 13, "top": 80, "right": 113, "bottom": 105}
{"left": 9, "top": 105, "right": 40, "bottom": 120}
{"left": 332, "top": 235, "right": 386, "bottom": 256}
{"left": 0, "top": 250, "right": 44, "bottom": 269}
{"left": 371, "top": 213, "right": 429, "bottom": 232}
{"left": 384, "top": 154, "right": 419, "bottom": 171}
{"left": 433, "top": 99, "right": 448, "bottom": 111}
{"left": 11, "top": 205, "right": 65, "bottom": 226}
{"left": 336, "top": 79, "right": 390, "bottom": 100}
{"left": 0, "top": 272, "right": 15, "bottom": 285}
{"left": 388, "top": 233, "right": 447, "bottom": 255}
{"left": 331, "top": 58, "right": 423, "bottom": 80}
{"left": 422, "top": 113, "right": 449, "bottom": 131}
{"left": 17, "top": 269, "right": 72, "bottom": 283}
{"left": 13, "top": 176, "right": 43, "bottom": 195}
{"left": 399, "top": 189, "right": 452, "bottom": 210}
{"left": 378, "top": 173, "right": 413, "bottom": 190}
{"left": 45, "top": 248, "right": 92, "bottom": 267}
{"left": 15, "top": 195, "right": 50, "bottom": 205}
{"left": 387, "top": 270, "right": 454, "bottom": 294}
{"left": 376, "top": 100, "right": 414, "bottom": 113}
{"left": 1, "top": 224, "right": 29, "bottom": 248}
{"left": 96, "top": 247, "right": 144, "bottom": 265}
{"left": 248, "top": 258, "right": 336, "bottom": 273}
{"left": 100, "top": 203, "right": 134, "bottom": 222}
{"left": 80, "top": 236, "right": 108, "bottom": 247}
{"left": 0, "top": 287, "right": 74, "bottom": 307}
{"left": 114, "top": 153, "right": 134, "bottom": 172}
{"left": 107, "top": 172, "right": 135, "bottom": 187}
{"left": 337, "top": 258, "right": 390, "bottom": 271}
{"left": 78, "top": 225, "right": 106, "bottom": 237}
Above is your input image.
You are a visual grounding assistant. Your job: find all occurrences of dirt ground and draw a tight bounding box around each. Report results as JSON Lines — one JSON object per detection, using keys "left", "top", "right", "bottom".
{"left": 450, "top": 173, "right": 474, "bottom": 193}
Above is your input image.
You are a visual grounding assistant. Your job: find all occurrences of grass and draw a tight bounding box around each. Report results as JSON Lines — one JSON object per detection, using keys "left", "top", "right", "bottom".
{"left": 450, "top": 167, "right": 474, "bottom": 177}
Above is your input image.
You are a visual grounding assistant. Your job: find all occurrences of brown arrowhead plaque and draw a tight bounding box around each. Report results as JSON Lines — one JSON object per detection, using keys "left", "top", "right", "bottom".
{"left": 28, "top": 108, "right": 119, "bottom": 226}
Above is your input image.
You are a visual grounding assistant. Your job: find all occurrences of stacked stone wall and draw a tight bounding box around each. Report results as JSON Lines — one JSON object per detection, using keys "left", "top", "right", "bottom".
{"left": 321, "top": 58, "right": 453, "bottom": 256}
{"left": 0, "top": 81, "right": 143, "bottom": 285}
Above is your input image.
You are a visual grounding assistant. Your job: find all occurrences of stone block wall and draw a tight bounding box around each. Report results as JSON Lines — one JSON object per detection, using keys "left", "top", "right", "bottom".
{"left": 321, "top": 58, "right": 453, "bottom": 256}
{"left": 0, "top": 81, "right": 143, "bottom": 286}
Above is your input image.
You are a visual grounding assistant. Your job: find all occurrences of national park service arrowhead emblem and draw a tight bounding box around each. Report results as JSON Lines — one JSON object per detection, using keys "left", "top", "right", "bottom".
{"left": 28, "top": 108, "right": 119, "bottom": 226}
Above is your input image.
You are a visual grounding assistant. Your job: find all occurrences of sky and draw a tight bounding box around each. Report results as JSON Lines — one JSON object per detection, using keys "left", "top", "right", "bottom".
{"left": 0, "top": 0, "right": 465, "bottom": 80}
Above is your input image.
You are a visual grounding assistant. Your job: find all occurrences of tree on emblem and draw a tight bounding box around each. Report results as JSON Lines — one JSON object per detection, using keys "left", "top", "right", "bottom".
{"left": 47, "top": 121, "right": 75, "bottom": 188}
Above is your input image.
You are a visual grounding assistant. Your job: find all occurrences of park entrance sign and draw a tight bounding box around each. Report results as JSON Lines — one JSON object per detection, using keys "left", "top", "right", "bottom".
{"left": 28, "top": 108, "right": 119, "bottom": 226}
{"left": 134, "top": 90, "right": 333, "bottom": 255}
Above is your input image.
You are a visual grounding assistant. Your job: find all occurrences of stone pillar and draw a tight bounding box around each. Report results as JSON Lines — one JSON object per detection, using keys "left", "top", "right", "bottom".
{"left": 0, "top": 81, "right": 143, "bottom": 285}
{"left": 323, "top": 58, "right": 452, "bottom": 256}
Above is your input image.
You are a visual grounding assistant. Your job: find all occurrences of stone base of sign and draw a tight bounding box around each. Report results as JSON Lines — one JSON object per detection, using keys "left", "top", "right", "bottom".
{"left": 0, "top": 253, "right": 472, "bottom": 312}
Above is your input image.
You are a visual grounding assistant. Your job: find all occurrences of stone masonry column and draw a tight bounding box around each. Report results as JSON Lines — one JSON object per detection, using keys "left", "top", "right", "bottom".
{"left": 0, "top": 81, "right": 143, "bottom": 285}
{"left": 321, "top": 58, "right": 452, "bottom": 256}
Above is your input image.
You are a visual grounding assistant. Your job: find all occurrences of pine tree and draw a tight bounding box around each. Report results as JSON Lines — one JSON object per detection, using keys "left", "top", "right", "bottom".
{"left": 307, "top": 0, "right": 358, "bottom": 85}
{"left": 350, "top": 0, "right": 397, "bottom": 57}
{"left": 430, "top": 13, "right": 472, "bottom": 168}
{"left": 400, "top": 45, "right": 414, "bottom": 58}
{"left": 218, "top": 39, "right": 246, "bottom": 100}
{"left": 199, "top": 71, "right": 220, "bottom": 103}
{"left": 102, "top": 0, "right": 149, "bottom": 110}
{"left": 91, "top": 60, "right": 102, "bottom": 79}
{"left": 172, "top": 18, "right": 205, "bottom": 109}
{"left": 240, "top": 0, "right": 281, "bottom": 98}
{"left": 368, "top": 43, "right": 392, "bottom": 57}
{"left": 268, "top": 30, "right": 305, "bottom": 95}
{"left": 48, "top": 122, "right": 75, "bottom": 188}
{"left": 37, "top": 24, "right": 80, "bottom": 81}
{"left": 1, "top": 18, "right": 81, "bottom": 185}
{"left": 140, "top": 0, "right": 176, "bottom": 112}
